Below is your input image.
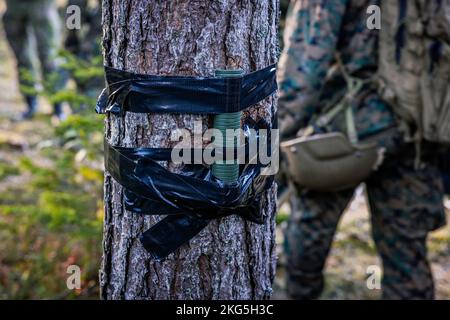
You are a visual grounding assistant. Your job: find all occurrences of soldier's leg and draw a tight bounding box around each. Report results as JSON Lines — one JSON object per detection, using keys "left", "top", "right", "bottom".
{"left": 31, "top": 0, "right": 66, "bottom": 119}
{"left": 3, "top": 6, "right": 30, "bottom": 70}
{"left": 367, "top": 144, "right": 446, "bottom": 299}
{"left": 31, "top": 1, "right": 61, "bottom": 86}
{"left": 284, "top": 188, "right": 354, "bottom": 299}
{"left": 3, "top": 6, "right": 39, "bottom": 118}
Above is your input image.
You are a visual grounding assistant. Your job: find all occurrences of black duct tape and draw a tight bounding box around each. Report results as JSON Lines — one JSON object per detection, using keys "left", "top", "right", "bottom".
{"left": 97, "top": 64, "right": 278, "bottom": 260}
{"left": 104, "top": 118, "right": 275, "bottom": 260}
{"left": 96, "top": 64, "right": 277, "bottom": 115}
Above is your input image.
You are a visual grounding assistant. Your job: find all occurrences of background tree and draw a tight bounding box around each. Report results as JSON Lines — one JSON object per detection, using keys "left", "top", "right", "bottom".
{"left": 99, "top": 0, "right": 279, "bottom": 300}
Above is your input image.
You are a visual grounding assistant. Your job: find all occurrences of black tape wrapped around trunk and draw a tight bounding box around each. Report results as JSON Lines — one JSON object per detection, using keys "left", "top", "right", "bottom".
{"left": 96, "top": 64, "right": 277, "bottom": 115}
{"left": 97, "top": 64, "right": 277, "bottom": 260}
{"left": 105, "top": 119, "right": 275, "bottom": 260}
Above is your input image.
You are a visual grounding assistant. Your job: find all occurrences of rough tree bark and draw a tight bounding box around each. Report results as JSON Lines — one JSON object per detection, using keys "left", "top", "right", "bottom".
{"left": 99, "top": 0, "right": 279, "bottom": 300}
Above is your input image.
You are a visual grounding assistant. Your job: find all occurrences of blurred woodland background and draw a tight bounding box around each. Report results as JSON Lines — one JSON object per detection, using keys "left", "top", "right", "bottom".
{"left": 0, "top": 0, "right": 448, "bottom": 299}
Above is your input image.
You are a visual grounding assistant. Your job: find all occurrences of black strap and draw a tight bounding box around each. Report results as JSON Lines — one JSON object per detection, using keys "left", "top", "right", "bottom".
{"left": 105, "top": 142, "right": 272, "bottom": 215}
{"left": 105, "top": 141, "right": 273, "bottom": 260}
{"left": 96, "top": 64, "right": 277, "bottom": 115}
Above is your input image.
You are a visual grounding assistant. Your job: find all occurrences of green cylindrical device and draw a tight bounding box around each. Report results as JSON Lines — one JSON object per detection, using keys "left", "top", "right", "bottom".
{"left": 212, "top": 69, "right": 244, "bottom": 184}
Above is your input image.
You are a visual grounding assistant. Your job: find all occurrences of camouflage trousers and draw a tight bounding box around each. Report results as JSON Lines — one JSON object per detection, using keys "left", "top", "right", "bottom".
{"left": 284, "top": 139, "right": 446, "bottom": 300}
{"left": 3, "top": 0, "right": 63, "bottom": 96}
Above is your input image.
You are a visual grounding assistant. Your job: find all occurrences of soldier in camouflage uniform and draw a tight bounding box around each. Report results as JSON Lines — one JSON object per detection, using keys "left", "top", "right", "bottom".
{"left": 2, "top": 0, "right": 65, "bottom": 119}
{"left": 278, "top": 0, "right": 446, "bottom": 299}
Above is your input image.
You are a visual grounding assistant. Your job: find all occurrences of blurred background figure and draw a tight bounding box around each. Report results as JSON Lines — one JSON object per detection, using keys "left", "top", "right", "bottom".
{"left": 2, "top": 0, "right": 65, "bottom": 120}
{"left": 65, "top": 0, "right": 101, "bottom": 57}
{"left": 277, "top": 0, "right": 446, "bottom": 300}
{"left": 63, "top": 0, "right": 103, "bottom": 109}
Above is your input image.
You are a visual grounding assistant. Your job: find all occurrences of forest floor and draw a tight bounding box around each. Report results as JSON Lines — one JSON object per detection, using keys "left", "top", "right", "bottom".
{"left": 0, "top": 22, "right": 449, "bottom": 299}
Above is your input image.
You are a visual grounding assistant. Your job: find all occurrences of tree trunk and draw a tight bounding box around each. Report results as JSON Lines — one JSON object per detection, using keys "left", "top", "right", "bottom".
{"left": 99, "top": 0, "right": 279, "bottom": 300}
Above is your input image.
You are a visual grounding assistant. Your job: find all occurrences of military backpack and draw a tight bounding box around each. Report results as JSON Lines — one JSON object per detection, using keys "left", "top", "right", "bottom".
{"left": 378, "top": 0, "right": 450, "bottom": 145}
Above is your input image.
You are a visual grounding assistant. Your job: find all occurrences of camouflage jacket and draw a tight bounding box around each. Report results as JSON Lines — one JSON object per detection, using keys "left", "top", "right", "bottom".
{"left": 278, "top": 0, "right": 396, "bottom": 140}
